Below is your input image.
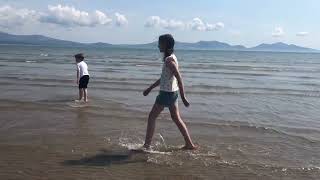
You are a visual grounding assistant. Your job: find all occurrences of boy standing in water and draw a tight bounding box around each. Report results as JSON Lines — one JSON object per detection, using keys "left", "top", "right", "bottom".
{"left": 143, "top": 34, "right": 196, "bottom": 150}
{"left": 75, "top": 53, "right": 90, "bottom": 102}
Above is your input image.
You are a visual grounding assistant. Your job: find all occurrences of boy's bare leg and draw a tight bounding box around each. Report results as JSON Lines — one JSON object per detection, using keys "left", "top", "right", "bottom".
{"left": 84, "top": 88, "right": 88, "bottom": 102}
{"left": 169, "top": 103, "right": 196, "bottom": 150}
{"left": 143, "top": 103, "right": 164, "bottom": 149}
{"left": 78, "top": 89, "right": 83, "bottom": 101}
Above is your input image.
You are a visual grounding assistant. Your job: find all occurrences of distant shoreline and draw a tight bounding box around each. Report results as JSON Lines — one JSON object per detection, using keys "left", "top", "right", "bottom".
{"left": 1, "top": 43, "right": 319, "bottom": 54}
{"left": 1, "top": 31, "right": 319, "bottom": 53}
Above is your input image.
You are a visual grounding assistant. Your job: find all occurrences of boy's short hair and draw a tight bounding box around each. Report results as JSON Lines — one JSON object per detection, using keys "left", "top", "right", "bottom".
{"left": 75, "top": 53, "right": 84, "bottom": 60}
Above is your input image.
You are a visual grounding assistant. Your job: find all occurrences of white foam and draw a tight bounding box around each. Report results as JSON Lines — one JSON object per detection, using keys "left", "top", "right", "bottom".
{"left": 26, "top": 60, "right": 36, "bottom": 63}
{"left": 118, "top": 134, "right": 172, "bottom": 155}
{"left": 66, "top": 101, "right": 89, "bottom": 108}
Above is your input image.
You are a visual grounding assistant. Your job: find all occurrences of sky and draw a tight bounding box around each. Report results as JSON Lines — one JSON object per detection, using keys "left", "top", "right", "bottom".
{"left": 0, "top": 0, "right": 319, "bottom": 49}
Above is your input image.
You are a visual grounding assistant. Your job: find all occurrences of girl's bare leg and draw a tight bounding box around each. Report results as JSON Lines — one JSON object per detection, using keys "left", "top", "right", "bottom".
{"left": 143, "top": 103, "right": 164, "bottom": 148}
{"left": 169, "top": 103, "right": 196, "bottom": 149}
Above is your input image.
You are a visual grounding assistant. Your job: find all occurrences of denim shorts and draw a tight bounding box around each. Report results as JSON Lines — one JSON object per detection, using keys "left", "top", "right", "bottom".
{"left": 155, "top": 91, "right": 178, "bottom": 107}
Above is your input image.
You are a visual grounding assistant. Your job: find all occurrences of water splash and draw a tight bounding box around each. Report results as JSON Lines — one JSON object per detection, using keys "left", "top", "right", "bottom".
{"left": 158, "top": 133, "right": 167, "bottom": 149}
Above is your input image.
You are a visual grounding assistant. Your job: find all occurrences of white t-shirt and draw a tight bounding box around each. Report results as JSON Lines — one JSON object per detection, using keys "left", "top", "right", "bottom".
{"left": 77, "top": 61, "right": 89, "bottom": 78}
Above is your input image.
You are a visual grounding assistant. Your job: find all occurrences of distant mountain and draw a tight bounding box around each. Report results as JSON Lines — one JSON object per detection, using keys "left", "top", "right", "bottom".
{"left": 121, "top": 41, "right": 246, "bottom": 51}
{"left": 176, "top": 41, "right": 246, "bottom": 50}
{"left": 133, "top": 41, "right": 317, "bottom": 52}
{"left": 250, "top": 42, "right": 318, "bottom": 52}
{"left": 0, "top": 31, "right": 318, "bottom": 53}
{"left": 0, "top": 31, "right": 113, "bottom": 47}
{"left": 0, "top": 31, "right": 82, "bottom": 47}
{"left": 89, "top": 42, "right": 113, "bottom": 47}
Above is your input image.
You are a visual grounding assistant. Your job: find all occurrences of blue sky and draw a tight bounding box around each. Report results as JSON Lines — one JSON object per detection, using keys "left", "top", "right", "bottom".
{"left": 0, "top": 0, "right": 319, "bottom": 49}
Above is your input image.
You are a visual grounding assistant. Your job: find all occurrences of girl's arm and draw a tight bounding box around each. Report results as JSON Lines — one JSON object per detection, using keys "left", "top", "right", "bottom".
{"left": 166, "top": 58, "right": 190, "bottom": 107}
{"left": 143, "top": 78, "right": 160, "bottom": 96}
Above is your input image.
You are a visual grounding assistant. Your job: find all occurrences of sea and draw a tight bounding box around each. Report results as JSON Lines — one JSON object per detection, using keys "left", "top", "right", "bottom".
{"left": 0, "top": 44, "right": 320, "bottom": 180}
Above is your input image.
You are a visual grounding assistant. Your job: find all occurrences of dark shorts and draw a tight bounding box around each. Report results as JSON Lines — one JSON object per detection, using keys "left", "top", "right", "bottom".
{"left": 155, "top": 91, "right": 178, "bottom": 107}
{"left": 79, "top": 75, "right": 89, "bottom": 89}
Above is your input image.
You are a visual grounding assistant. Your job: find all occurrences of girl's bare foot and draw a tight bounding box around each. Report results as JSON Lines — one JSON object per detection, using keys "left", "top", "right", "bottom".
{"left": 181, "top": 144, "right": 198, "bottom": 150}
{"left": 142, "top": 144, "right": 151, "bottom": 150}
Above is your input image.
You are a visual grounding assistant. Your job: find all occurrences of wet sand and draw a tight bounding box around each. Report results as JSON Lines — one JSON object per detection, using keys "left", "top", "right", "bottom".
{"left": 0, "top": 99, "right": 319, "bottom": 180}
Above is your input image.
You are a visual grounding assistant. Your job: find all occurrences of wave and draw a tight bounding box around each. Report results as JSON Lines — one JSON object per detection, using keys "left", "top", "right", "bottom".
{"left": 182, "top": 70, "right": 318, "bottom": 80}
{"left": 190, "top": 84, "right": 319, "bottom": 93}
{"left": 1, "top": 76, "right": 156, "bottom": 84}
{"left": 40, "top": 53, "right": 48, "bottom": 57}
{"left": 114, "top": 130, "right": 320, "bottom": 174}
{"left": 1, "top": 79, "right": 319, "bottom": 97}
{"left": 183, "top": 63, "right": 319, "bottom": 71}
{"left": 186, "top": 87, "right": 320, "bottom": 97}
{"left": 25, "top": 60, "right": 37, "bottom": 63}
{"left": 187, "top": 121, "right": 320, "bottom": 144}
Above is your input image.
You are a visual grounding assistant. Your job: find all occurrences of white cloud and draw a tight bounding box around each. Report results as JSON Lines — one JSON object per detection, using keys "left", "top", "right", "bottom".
{"left": 188, "top": 17, "right": 206, "bottom": 31}
{"left": 145, "top": 16, "right": 185, "bottom": 30}
{"left": 207, "top": 22, "right": 225, "bottom": 31}
{"left": 145, "top": 16, "right": 223, "bottom": 31}
{"left": 39, "top": 4, "right": 112, "bottom": 27}
{"left": 0, "top": 4, "right": 129, "bottom": 29}
{"left": 0, "top": 5, "right": 39, "bottom": 28}
{"left": 188, "top": 18, "right": 224, "bottom": 31}
{"left": 272, "top": 27, "right": 284, "bottom": 37}
{"left": 145, "top": 16, "right": 162, "bottom": 27}
{"left": 296, "top": 31, "right": 309, "bottom": 37}
{"left": 164, "top": 19, "right": 185, "bottom": 30}
{"left": 115, "top": 12, "right": 128, "bottom": 26}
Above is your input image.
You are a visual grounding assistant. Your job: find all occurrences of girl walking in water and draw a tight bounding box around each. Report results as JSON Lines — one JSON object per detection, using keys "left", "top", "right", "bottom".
{"left": 142, "top": 34, "right": 196, "bottom": 150}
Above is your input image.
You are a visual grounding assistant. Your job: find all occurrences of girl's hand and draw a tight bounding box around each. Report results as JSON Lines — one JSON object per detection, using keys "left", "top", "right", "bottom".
{"left": 182, "top": 96, "right": 190, "bottom": 107}
{"left": 143, "top": 87, "right": 151, "bottom": 96}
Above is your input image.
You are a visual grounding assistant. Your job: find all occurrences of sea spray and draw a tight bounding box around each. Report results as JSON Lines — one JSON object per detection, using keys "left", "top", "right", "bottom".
{"left": 158, "top": 133, "right": 167, "bottom": 149}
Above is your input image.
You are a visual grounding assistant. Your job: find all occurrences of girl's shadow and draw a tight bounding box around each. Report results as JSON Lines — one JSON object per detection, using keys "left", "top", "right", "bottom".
{"left": 62, "top": 149, "right": 147, "bottom": 166}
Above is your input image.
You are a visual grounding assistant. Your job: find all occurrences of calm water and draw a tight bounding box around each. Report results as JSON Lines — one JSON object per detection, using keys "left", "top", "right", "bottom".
{"left": 0, "top": 45, "right": 320, "bottom": 179}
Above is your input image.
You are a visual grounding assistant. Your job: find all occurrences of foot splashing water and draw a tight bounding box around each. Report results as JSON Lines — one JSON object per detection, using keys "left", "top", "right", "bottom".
{"left": 115, "top": 132, "right": 222, "bottom": 167}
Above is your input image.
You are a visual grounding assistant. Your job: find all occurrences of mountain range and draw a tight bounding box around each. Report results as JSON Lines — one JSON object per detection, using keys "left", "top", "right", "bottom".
{"left": 0, "top": 31, "right": 318, "bottom": 53}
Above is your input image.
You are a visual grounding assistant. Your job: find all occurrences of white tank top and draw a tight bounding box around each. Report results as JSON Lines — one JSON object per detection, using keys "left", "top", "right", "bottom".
{"left": 160, "top": 54, "right": 179, "bottom": 92}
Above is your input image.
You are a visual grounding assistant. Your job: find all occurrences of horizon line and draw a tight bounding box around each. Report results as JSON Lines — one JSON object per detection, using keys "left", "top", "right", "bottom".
{"left": 0, "top": 31, "right": 318, "bottom": 51}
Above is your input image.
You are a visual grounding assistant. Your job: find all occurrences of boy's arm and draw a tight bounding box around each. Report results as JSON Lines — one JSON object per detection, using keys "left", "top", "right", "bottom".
{"left": 166, "top": 58, "right": 190, "bottom": 107}
{"left": 76, "top": 67, "right": 79, "bottom": 84}
{"left": 143, "top": 78, "right": 160, "bottom": 96}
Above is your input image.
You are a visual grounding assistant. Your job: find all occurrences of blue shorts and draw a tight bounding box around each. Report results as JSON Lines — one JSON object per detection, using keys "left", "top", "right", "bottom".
{"left": 155, "top": 91, "right": 178, "bottom": 107}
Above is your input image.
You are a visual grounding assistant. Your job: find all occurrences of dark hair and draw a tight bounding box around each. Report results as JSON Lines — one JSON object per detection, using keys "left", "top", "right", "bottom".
{"left": 159, "top": 34, "right": 175, "bottom": 59}
{"left": 74, "top": 53, "right": 84, "bottom": 61}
